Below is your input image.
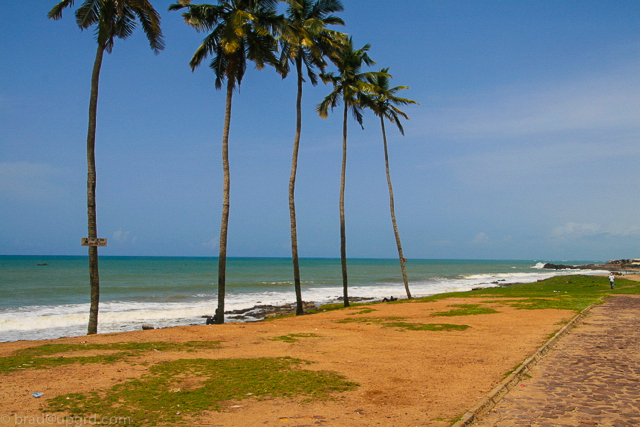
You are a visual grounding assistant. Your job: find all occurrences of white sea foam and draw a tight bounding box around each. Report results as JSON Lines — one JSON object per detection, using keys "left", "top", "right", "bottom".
{"left": 0, "top": 263, "right": 608, "bottom": 342}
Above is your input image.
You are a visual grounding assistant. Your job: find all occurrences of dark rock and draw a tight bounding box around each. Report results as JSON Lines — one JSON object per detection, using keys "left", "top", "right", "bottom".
{"left": 203, "top": 301, "right": 319, "bottom": 323}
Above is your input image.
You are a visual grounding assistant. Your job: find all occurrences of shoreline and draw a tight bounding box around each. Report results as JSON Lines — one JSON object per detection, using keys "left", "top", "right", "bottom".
{"left": 1, "top": 275, "right": 638, "bottom": 426}
{"left": 0, "top": 260, "right": 628, "bottom": 343}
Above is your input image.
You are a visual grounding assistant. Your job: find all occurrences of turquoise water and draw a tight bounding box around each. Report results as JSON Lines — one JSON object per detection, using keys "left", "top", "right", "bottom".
{"left": 0, "top": 256, "right": 604, "bottom": 342}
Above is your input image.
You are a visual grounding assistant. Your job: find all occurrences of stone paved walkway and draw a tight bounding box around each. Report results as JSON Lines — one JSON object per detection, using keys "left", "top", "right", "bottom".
{"left": 474, "top": 295, "right": 640, "bottom": 427}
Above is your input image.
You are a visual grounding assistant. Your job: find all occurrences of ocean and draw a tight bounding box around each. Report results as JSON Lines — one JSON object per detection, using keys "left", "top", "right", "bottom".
{"left": 0, "top": 256, "right": 606, "bottom": 342}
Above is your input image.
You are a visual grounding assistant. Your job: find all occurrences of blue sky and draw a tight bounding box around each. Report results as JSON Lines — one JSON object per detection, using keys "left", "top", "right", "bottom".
{"left": 1, "top": 0, "right": 639, "bottom": 261}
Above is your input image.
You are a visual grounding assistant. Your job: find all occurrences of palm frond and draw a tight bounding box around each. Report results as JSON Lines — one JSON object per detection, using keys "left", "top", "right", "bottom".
{"left": 302, "top": 53, "right": 319, "bottom": 85}
{"left": 363, "top": 67, "right": 418, "bottom": 135}
{"left": 48, "top": 0, "right": 75, "bottom": 20}
{"left": 76, "top": 0, "right": 102, "bottom": 30}
{"left": 51, "top": 0, "right": 164, "bottom": 54}
{"left": 114, "top": 8, "right": 137, "bottom": 41}
{"left": 280, "top": 0, "right": 345, "bottom": 84}
{"left": 131, "top": 1, "right": 165, "bottom": 53}
{"left": 317, "top": 87, "right": 341, "bottom": 118}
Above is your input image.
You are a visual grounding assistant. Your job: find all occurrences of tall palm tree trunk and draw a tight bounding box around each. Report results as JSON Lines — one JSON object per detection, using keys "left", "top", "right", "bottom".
{"left": 381, "top": 118, "right": 411, "bottom": 299}
{"left": 290, "top": 57, "right": 304, "bottom": 315}
{"left": 87, "top": 43, "right": 105, "bottom": 335}
{"left": 216, "top": 81, "right": 234, "bottom": 324}
{"left": 340, "top": 103, "right": 349, "bottom": 307}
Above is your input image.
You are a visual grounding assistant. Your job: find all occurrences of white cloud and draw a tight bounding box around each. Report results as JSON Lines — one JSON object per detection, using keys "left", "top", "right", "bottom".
{"left": 472, "top": 232, "right": 489, "bottom": 244}
{"left": 551, "top": 222, "right": 640, "bottom": 240}
{"left": 113, "top": 229, "right": 131, "bottom": 242}
{"left": 552, "top": 222, "right": 601, "bottom": 240}
{"left": 202, "top": 238, "right": 217, "bottom": 248}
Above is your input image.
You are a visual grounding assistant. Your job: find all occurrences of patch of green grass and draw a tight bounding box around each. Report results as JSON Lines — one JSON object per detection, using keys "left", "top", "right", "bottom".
{"left": 412, "top": 275, "right": 634, "bottom": 312}
{"left": 383, "top": 322, "right": 469, "bottom": 332}
{"left": 0, "top": 341, "right": 221, "bottom": 374}
{"left": 46, "top": 357, "right": 358, "bottom": 426}
{"left": 434, "top": 413, "right": 464, "bottom": 424}
{"left": 268, "top": 333, "right": 321, "bottom": 343}
{"left": 307, "top": 301, "right": 378, "bottom": 315}
{"left": 334, "top": 316, "right": 405, "bottom": 325}
{"left": 502, "top": 362, "right": 522, "bottom": 379}
{"left": 430, "top": 304, "right": 499, "bottom": 317}
{"left": 489, "top": 296, "right": 599, "bottom": 312}
{"left": 334, "top": 316, "right": 468, "bottom": 332}
{"left": 610, "top": 279, "right": 640, "bottom": 294}
{"left": 347, "top": 308, "right": 376, "bottom": 315}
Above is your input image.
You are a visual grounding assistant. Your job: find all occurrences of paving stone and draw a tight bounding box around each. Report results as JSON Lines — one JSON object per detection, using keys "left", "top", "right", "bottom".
{"left": 474, "top": 295, "right": 640, "bottom": 427}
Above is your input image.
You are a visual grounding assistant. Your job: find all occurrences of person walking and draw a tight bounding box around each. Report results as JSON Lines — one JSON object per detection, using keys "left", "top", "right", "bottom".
{"left": 609, "top": 273, "right": 615, "bottom": 289}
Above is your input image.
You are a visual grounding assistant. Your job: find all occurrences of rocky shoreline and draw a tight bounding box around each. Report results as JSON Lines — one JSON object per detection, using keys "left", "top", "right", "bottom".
{"left": 542, "top": 263, "right": 608, "bottom": 271}
{"left": 203, "top": 296, "right": 378, "bottom": 323}
{"left": 543, "top": 260, "right": 640, "bottom": 272}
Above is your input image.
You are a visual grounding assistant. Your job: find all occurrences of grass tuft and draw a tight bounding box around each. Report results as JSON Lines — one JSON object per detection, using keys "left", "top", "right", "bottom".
{"left": 430, "top": 304, "right": 499, "bottom": 317}
{"left": 383, "top": 322, "right": 469, "bottom": 332}
{"left": 268, "top": 333, "right": 321, "bottom": 343}
{"left": 0, "top": 341, "right": 221, "bottom": 374}
{"left": 334, "top": 316, "right": 469, "bottom": 332}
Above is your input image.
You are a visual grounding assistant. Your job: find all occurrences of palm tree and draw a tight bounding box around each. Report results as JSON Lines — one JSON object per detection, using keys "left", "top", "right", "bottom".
{"left": 317, "top": 38, "right": 379, "bottom": 307}
{"left": 365, "top": 68, "right": 418, "bottom": 299}
{"left": 278, "top": 0, "right": 345, "bottom": 315}
{"left": 48, "top": 0, "right": 164, "bottom": 335}
{"left": 169, "top": 0, "right": 281, "bottom": 323}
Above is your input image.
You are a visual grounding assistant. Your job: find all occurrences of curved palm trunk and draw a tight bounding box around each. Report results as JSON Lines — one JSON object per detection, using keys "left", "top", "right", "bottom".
{"left": 340, "top": 103, "right": 349, "bottom": 307}
{"left": 215, "top": 81, "right": 234, "bottom": 324}
{"left": 87, "top": 43, "right": 105, "bottom": 335}
{"left": 290, "top": 57, "right": 304, "bottom": 315}
{"left": 381, "top": 118, "right": 411, "bottom": 299}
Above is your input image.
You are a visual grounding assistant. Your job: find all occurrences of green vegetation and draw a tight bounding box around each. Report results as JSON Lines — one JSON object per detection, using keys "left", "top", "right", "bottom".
{"left": 335, "top": 316, "right": 404, "bottom": 325}
{"left": 2, "top": 341, "right": 356, "bottom": 425}
{"left": 434, "top": 414, "right": 464, "bottom": 425}
{"left": 610, "top": 279, "right": 640, "bottom": 294}
{"left": 383, "top": 322, "right": 469, "bottom": 332}
{"left": 502, "top": 362, "right": 523, "bottom": 379}
{"left": 47, "top": 357, "right": 358, "bottom": 426}
{"left": 335, "top": 316, "right": 468, "bottom": 332}
{"left": 0, "top": 341, "right": 221, "bottom": 374}
{"left": 413, "top": 275, "right": 638, "bottom": 311}
{"left": 269, "top": 333, "right": 321, "bottom": 343}
{"left": 430, "top": 304, "right": 499, "bottom": 317}
{"left": 268, "top": 276, "right": 640, "bottom": 324}
{"left": 307, "top": 301, "right": 373, "bottom": 314}
{"left": 347, "top": 307, "right": 376, "bottom": 315}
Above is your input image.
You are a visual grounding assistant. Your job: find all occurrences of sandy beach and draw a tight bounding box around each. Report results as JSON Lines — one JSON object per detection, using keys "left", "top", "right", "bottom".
{"left": 0, "top": 294, "right": 584, "bottom": 427}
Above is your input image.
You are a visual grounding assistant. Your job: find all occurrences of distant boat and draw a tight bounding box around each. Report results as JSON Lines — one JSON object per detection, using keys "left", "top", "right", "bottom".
{"left": 37, "top": 263, "right": 48, "bottom": 266}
